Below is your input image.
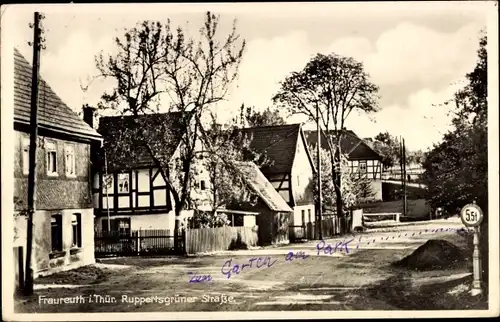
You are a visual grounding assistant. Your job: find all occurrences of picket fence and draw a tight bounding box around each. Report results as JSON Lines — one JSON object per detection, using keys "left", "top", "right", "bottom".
{"left": 94, "top": 229, "right": 182, "bottom": 257}
{"left": 290, "top": 216, "right": 353, "bottom": 241}
{"left": 184, "top": 226, "right": 259, "bottom": 255}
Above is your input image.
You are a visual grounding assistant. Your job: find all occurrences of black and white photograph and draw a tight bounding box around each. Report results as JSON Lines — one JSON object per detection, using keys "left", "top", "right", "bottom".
{"left": 1, "top": 2, "right": 498, "bottom": 320}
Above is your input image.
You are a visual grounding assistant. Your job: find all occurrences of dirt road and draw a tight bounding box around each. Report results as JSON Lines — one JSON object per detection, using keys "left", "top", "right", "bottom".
{"left": 15, "top": 218, "right": 475, "bottom": 313}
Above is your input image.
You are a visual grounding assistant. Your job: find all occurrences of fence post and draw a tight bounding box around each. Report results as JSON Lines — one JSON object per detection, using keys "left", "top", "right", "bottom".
{"left": 136, "top": 229, "right": 140, "bottom": 254}
{"left": 182, "top": 229, "right": 187, "bottom": 255}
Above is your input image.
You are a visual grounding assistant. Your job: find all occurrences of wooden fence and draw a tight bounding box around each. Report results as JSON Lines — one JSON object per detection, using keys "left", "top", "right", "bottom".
{"left": 185, "top": 226, "right": 259, "bottom": 255}
{"left": 290, "top": 215, "right": 353, "bottom": 241}
{"left": 94, "top": 229, "right": 183, "bottom": 257}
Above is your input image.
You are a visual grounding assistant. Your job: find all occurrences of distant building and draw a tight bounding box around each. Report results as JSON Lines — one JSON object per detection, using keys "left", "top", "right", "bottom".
{"left": 237, "top": 124, "right": 317, "bottom": 239}
{"left": 304, "top": 129, "right": 383, "bottom": 201}
{"left": 13, "top": 49, "right": 102, "bottom": 278}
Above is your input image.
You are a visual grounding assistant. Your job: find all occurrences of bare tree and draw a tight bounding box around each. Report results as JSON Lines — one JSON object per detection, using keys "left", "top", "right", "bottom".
{"left": 273, "top": 53, "right": 379, "bottom": 217}
{"left": 94, "top": 12, "right": 245, "bottom": 249}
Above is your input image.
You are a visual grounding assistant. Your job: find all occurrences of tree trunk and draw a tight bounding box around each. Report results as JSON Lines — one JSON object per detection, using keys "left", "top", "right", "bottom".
{"left": 330, "top": 144, "right": 343, "bottom": 218}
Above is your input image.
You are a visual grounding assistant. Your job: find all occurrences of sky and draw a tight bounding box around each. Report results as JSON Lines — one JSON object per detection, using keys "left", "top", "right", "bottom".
{"left": 2, "top": 2, "right": 492, "bottom": 151}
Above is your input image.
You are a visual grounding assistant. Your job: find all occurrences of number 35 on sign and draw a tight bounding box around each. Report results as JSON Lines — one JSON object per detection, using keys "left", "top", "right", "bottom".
{"left": 460, "top": 203, "right": 484, "bottom": 227}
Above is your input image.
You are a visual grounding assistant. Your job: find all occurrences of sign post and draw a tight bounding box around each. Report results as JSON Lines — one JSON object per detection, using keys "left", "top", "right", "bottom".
{"left": 459, "top": 202, "right": 484, "bottom": 296}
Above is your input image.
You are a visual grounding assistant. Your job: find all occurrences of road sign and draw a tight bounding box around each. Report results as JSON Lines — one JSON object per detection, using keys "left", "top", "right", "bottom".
{"left": 460, "top": 203, "right": 484, "bottom": 227}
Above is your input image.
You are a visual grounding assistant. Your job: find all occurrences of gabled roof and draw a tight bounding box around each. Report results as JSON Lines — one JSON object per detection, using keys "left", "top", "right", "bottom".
{"left": 304, "top": 129, "right": 382, "bottom": 160}
{"left": 13, "top": 48, "right": 101, "bottom": 141}
{"left": 236, "top": 162, "right": 293, "bottom": 213}
{"left": 97, "top": 112, "right": 186, "bottom": 171}
{"left": 237, "top": 123, "right": 313, "bottom": 174}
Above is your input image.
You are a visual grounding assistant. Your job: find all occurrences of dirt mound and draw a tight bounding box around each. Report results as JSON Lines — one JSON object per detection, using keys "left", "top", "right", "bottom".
{"left": 35, "top": 265, "right": 112, "bottom": 285}
{"left": 393, "top": 239, "right": 467, "bottom": 271}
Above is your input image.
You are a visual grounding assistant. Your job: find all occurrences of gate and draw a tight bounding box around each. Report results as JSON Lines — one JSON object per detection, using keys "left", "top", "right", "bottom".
{"left": 94, "top": 229, "right": 184, "bottom": 257}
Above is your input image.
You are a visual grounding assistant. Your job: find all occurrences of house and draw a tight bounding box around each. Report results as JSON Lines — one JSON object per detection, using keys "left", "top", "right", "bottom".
{"left": 92, "top": 112, "right": 187, "bottom": 234}
{"left": 230, "top": 161, "right": 293, "bottom": 245}
{"left": 12, "top": 49, "right": 102, "bottom": 278}
{"left": 237, "top": 124, "right": 317, "bottom": 240}
{"left": 304, "top": 129, "right": 383, "bottom": 201}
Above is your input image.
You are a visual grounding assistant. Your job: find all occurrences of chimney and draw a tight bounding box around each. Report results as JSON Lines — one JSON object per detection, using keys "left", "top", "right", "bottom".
{"left": 82, "top": 105, "right": 96, "bottom": 128}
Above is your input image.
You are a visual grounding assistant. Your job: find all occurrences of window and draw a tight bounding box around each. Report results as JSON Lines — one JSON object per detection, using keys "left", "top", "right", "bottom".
{"left": 117, "top": 219, "right": 130, "bottom": 236}
{"left": 102, "top": 218, "right": 130, "bottom": 236}
{"left": 103, "top": 174, "right": 113, "bottom": 192}
{"left": 117, "top": 173, "right": 130, "bottom": 193}
{"left": 71, "top": 213, "right": 82, "bottom": 248}
{"left": 230, "top": 214, "right": 244, "bottom": 227}
{"left": 65, "top": 144, "right": 76, "bottom": 177}
{"left": 301, "top": 210, "right": 305, "bottom": 226}
{"left": 200, "top": 180, "right": 206, "bottom": 191}
{"left": 22, "top": 137, "right": 30, "bottom": 175}
{"left": 46, "top": 141, "right": 57, "bottom": 176}
{"left": 358, "top": 161, "right": 367, "bottom": 174}
{"left": 308, "top": 209, "right": 312, "bottom": 223}
{"left": 51, "top": 214, "right": 63, "bottom": 252}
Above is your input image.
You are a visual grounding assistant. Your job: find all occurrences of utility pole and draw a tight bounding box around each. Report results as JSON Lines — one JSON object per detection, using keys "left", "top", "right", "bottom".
{"left": 401, "top": 137, "right": 407, "bottom": 218}
{"left": 399, "top": 137, "right": 404, "bottom": 218}
{"left": 24, "top": 12, "right": 45, "bottom": 296}
{"left": 316, "top": 106, "right": 323, "bottom": 240}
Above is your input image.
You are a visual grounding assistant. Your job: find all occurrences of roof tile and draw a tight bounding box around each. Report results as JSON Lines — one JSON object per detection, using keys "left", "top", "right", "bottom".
{"left": 304, "top": 129, "right": 381, "bottom": 160}
{"left": 237, "top": 124, "right": 302, "bottom": 174}
{"left": 13, "top": 49, "right": 101, "bottom": 140}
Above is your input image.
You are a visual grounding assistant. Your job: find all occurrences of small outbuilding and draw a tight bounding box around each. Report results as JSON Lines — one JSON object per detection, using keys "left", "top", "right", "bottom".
{"left": 233, "top": 162, "right": 293, "bottom": 246}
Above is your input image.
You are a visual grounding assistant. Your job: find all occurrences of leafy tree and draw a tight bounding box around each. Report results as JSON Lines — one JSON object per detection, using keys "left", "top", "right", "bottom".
{"left": 308, "top": 146, "right": 375, "bottom": 214}
{"left": 237, "top": 103, "right": 286, "bottom": 127}
{"left": 422, "top": 34, "right": 487, "bottom": 282}
{"left": 366, "top": 132, "right": 405, "bottom": 169}
{"left": 407, "top": 149, "right": 425, "bottom": 165}
{"left": 273, "top": 53, "right": 379, "bottom": 217}
{"left": 422, "top": 35, "right": 487, "bottom": 214}
{"left": 188, "top": 113, "right": 264, "bottom": 228}
{"left": 94, "top": 12, "right": 246, "bottom": 248}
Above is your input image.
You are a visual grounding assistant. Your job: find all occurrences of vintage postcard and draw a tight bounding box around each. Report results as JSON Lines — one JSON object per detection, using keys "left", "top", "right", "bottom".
{"left": 1, "top": 2, "right": 499, "bottom": 320}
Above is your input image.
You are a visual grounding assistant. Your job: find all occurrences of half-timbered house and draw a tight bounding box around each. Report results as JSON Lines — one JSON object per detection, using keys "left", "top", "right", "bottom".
{"left": 92, "top": 113, "right": 187, "bottom": 233}
{"left": 237, "top": 124, "right": 317, "bottom": 238}
{"left": 305, "top": 129, "right": 383, "bottom": 201}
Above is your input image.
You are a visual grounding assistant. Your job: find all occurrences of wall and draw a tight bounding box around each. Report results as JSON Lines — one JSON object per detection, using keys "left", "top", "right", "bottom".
{"left": 292, "top": 204, "right": 315, "bottom": 226}
{"left": 266, "top": 173, "right": 291, "bottom": 204}
{"left": 14, "top": 131, "right": 92, "bottom": 211}
{"left": 95, "top": 168, "right": 169, "bottom": 211}
{"left": 14, "top": 208, "right": 95, "bottom": 277}
{"left": 94, "top": 211, "right": 175, "bottom": 232}
{"left": 243, "top": 215, "right": 256, "bottom": 227}
{"left": 291, "top": 134, "right": 315, "bottom": 206}
{"left": 370, "top": 180, "right": 383, "bottom": 201}
{"left": 349, "top": 159, "right": 382, "bottom": 180}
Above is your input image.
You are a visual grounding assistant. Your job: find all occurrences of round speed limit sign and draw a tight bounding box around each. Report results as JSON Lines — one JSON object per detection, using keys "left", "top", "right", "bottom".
{"left": 460, "top": 203, "right": 484, "bottom": 227}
